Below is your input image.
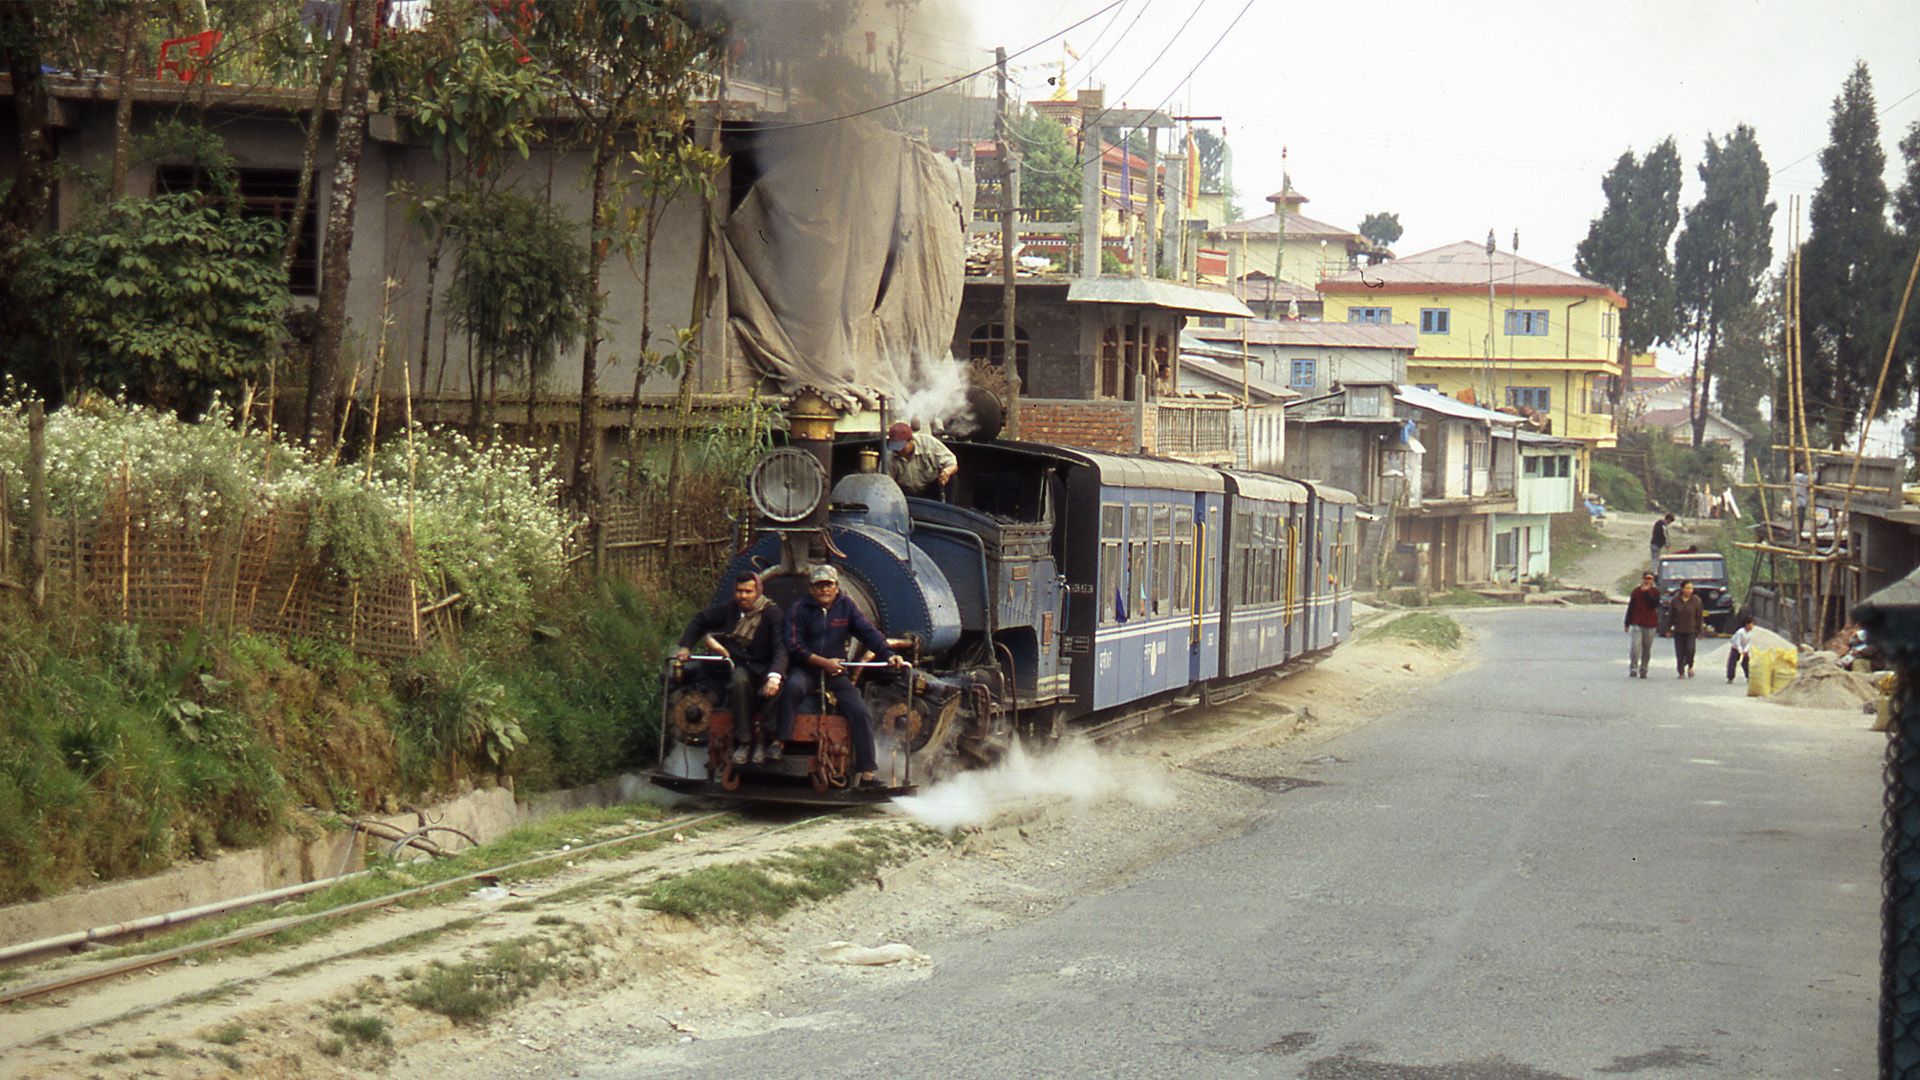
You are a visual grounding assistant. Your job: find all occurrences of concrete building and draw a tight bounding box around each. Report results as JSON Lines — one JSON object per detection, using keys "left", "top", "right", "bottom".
{"left": 1187, "top": 319, "right": 1415, "bottom": 395}
{"left": 1319, "top": 241, "right": 1625, "bottom": 492}
{"left": 1206, "top": 185, "right": 1387, "bottom": 290}
{"left": 1175, "top": 336, "right": 1294, "bottom": 471}
{"left": 1492, "top": 431, "right": 1581, "bottom": 583}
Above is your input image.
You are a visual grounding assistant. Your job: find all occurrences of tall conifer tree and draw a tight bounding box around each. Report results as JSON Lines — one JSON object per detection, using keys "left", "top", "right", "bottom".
{"left": 1798, "top": 62, "right": 1894, "bottom": 444}
{"left": 1575, "top": 138, "right": 1683, "bottom": 397}
{"left": 1675, "top": 125, "right": 1775, "bottom": 447}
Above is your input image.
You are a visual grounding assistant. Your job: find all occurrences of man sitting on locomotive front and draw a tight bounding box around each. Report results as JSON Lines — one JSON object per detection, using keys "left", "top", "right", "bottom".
{"left": 771, "top": 564, "right": 905, "bottom": 788}
{"left": 674, "top": 572, "right": 788, "bottom": 764}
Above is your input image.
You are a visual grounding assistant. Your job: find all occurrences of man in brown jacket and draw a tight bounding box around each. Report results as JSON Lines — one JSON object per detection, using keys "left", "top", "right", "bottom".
{"left": 1668, "top": 580, "right": 1707, "bottom": 678}
{"left": 1624, "top": 572, "right": 1661, "bottom": 678}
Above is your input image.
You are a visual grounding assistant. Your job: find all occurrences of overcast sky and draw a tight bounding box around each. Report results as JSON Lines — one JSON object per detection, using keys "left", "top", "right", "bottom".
{"left": 924, "top": 0, "right": 1918, "bottom": 289}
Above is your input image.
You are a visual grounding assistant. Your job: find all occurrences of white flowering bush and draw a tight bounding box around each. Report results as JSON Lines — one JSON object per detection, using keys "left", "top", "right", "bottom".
{"left": 0, "top": 396, "right": 580, "bottom": 630}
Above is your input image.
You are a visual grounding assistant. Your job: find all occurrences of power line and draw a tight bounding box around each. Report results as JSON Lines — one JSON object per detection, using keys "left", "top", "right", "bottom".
{"left": 1074, "top": 0, "right": 1255, "bottom": 170}
{"left": 1067, "top": 0, "right": 1147, "bottom": 81}
{"left": 749, "top": 0, "right": 1125, "bottom": 133}
{"left": 1076, "top": 0, "right": 1211, "bottom": 147}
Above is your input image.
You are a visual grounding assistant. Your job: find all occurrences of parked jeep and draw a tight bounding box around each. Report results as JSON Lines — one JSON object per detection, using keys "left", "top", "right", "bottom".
{"left": 1655, "top": 553, "right": 1737, "bottom": 636}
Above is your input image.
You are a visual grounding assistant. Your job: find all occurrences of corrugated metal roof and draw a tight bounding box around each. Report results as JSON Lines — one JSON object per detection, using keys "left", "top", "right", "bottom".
{"left": 1511, "top": 430, "right": 1583, "bottom": 448}
{"left": 1221, "top": 470, "right": 1309, "bottom": 503}
{"left": 1300, "top": 480, "right": 1359, "bottom": 504}
{"left": 1319, "top": 241, "right": 1616, "bottom": 295}
{"left": 1639, "top": 407, "right": 1752, "bottom": 439}
{"left": 1190, "top": 319, "right": 1417, "bottom": 350}
{"left": 1066, "top": 277, "right": 1253, "bottom": 318}
{"left": 1179, "top": 356, "right": 1296, "bottom": 402}
{"left": 1394, "top": 383, "right": 1521, "bottom": 424}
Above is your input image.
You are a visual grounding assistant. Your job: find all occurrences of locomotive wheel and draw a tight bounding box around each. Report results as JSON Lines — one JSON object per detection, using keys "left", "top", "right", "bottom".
{"left": 667, "top": 687, "right": 721, "bottom": 743}
{"left": 909, "top": 697, "right": 966, "bottom": 784}
{"left": 880, "top": 699, "right": 933, "bottom": 753}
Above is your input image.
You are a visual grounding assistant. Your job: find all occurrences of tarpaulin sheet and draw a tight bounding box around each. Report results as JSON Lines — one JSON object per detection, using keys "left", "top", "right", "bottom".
{"left": 723, "top": 119, "right": 971, "bottom": 409}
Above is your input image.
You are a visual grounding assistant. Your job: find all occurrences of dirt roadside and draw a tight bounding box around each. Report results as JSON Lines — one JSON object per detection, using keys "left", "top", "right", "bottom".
{"left": 3, "top": 627, "right": 1470, "bottom": 1080}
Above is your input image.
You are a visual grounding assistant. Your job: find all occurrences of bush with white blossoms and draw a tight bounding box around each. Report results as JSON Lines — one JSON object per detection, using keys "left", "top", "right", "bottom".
{"left": 0, "top": 395, "right": 579, "bottom": 629}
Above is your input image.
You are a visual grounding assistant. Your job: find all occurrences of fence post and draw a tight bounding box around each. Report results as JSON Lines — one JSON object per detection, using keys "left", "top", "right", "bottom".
{"left": 26, "top": 400, "right": 47, "bottom": 613}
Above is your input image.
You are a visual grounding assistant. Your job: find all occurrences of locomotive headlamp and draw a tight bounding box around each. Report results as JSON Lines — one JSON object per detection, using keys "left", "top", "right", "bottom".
{"left": 749, "top": 448, "right": 829, "bottom": 524}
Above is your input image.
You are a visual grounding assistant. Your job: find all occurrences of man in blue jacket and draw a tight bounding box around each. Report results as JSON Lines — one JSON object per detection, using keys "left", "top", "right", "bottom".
{"left": 772, "top": 564, "right": 904, "bottom": 787}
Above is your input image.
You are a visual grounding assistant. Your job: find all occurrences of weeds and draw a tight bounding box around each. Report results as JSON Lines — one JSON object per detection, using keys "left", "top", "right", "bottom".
{"left": 326, "top": 1013, "right": 393, "bottom": 1049}
{"left": 640, "top": 828, "right": 941, "bottom": 923}
{"left": 402, "top": 934, "right": 590, "bottom": 1024}
{"left": 203, "top": 1022, "right": 247, "bottom": 1046}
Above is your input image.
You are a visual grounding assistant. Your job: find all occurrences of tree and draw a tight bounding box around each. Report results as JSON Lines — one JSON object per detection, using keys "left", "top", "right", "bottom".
{"left": 446, "top": 191, "right": 589, "bottom": 430}
{"left": 1798, "top": 62, "right": 1896, "bottom": 445}
{"left": 12, "top": 192, "right": 290, "bottom": 410}
{"left": 305, "top": 0, "right": 382, "bottom": 452}
{"left": 1891, "top": 118, "right": 1920, "bottom": 404}
{"left": 1575, "top": 138, "right": 1684, "bottom": 396}
{"left": 1712, "top": 283, "right": 1778, "bottom": 466}
{"left": 524, "top": 0, "right": 726, "bottom": 509}
{"left": 1010, "top": 109, "right": 1079, "bottom": 220}
{"left": 1358, "top": 211, "right": 1403, "bottom": 247}
{"left": 1674, "top": 125, "right": 1774, "bottom": 447}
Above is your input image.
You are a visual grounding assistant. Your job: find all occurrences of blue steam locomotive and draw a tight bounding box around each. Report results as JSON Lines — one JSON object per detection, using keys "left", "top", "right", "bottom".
{"left": 652, "top": 414, "right": 1356, "bottom": 804}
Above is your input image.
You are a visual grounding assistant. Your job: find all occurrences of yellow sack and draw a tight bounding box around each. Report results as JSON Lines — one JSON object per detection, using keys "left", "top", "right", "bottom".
{"left": 1747, "top": 647, "right": 1799, "bottom": 697}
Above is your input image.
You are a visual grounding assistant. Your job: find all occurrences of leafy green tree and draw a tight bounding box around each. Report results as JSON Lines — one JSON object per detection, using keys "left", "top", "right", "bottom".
{"left": 1358, "top": 211, "right": 1403, "bottom": 247}
{"left": 524, "top": 0, "right": 726, "bottom": 507}
{"left": 1799, "top": 62, "right": 1896, "bottom": 444}
{"left": 1575, "top": 138, "right": 1684, "bottom": 393}
{"left": 12, "top": 193, "right": 290, "bottom": 410}
{"left": 1674, "top": 125, "right": 1774, "bottom": 447}
{"left": 1711, "top": 279, "right": 1778, "bottom": 457}
{"left": 446, "top": 191, "right": 589, "bottom": 430}
{"left": 380, "top": 2, "right": 557, "bottom": 401}
{"left": 1008, "top": 110, "right": 1079, "bottom": 223}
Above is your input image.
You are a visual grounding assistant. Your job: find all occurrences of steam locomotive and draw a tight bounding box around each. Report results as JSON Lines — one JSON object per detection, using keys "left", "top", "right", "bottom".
{"left": 651, "top": 394, "right": 1356, "bottom": 804}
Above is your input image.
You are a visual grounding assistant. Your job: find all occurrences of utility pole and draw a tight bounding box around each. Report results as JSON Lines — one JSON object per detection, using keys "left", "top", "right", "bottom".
{"left": 1078, "top": 90, "right": 1103, "bottom": 279}
{"left": 1141, "top": 125, "right": 1157, "bottom": 279}
{"left": 996, "top": 46, "right": 1021, "bottom": 438}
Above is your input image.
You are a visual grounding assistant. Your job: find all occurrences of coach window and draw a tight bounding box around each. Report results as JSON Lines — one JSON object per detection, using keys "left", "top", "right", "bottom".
{"left": 1172, "top": 506, "right": 1193, "bottom": 613}
{"left": 1128, "top": 505, "right": 1149, "bottom": 622}
{"left": 1099, "top": 504, "right": 1123, "bottom": 624}
{"left": 1232, "top": 506, "right": 1251, "bottom": 605}
{"left": 1252, "top": 511, "right": 1270, "bottom": 605}
{"left": 1150, "top": 504, "right": 1172, "bottom": 616}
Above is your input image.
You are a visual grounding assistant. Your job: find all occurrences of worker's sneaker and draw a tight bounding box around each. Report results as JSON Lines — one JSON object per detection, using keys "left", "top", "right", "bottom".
{"left": 750, "top": 746, "right": 765, "bottom": 764}
{"left": 764, "top": 742, "right": 783, "bottom": 762}
{"left": 730, "top": 745, "right": 749, "bottom": 765}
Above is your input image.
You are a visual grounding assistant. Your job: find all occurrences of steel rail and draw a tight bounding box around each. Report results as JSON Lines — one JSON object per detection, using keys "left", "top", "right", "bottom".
{"left": 0, "top": 810, "right": 733, "bottom": 1006}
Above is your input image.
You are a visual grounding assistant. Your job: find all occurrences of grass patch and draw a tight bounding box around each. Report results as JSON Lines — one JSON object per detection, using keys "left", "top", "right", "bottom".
{"left": 203, "top": 1022, "right": 248, "bottom": 1046}
{"left": 402, "top": 933, "right": 592, "bottom": 1025}
{"left": 1550, "top": 511, "right": 1606, "bottom": 581}
{"left": 1363, "top": 612, "right": 1462, "bottom": 650}
{"left": 639, "top": 827, "right": 943, "bottom": 923}
{"left": 128, "top": 1041, "right": 186, "bottom": 1060}
{"left": 213, "top": 1049, "right": 245, "bottom": 1069}
{"left": 325, "top": 1012, "right": 393, "bottom": 1049}
{"left": 1425, "top": 588, "right": 1502, "bottom": 608}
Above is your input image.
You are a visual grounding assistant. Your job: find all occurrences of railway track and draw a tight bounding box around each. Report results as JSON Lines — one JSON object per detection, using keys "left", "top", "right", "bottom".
{"left": 0, "top": 809, "right": 742, "bottom": 1010}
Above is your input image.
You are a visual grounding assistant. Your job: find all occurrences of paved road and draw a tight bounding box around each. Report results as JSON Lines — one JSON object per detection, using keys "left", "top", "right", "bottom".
{"left": 598, "top": 608, "right": 1882, "bottom": 1079}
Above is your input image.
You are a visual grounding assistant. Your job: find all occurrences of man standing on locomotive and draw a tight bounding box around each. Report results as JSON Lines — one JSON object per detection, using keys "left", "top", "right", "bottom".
{"left": 772, "top": 564, "right": 905, "bottom": 788}
{"left": 885, "top": 421, "right": 958, "bottom": 496}
{"left": 674, "top": 572, "right": 788, "bottom": 764}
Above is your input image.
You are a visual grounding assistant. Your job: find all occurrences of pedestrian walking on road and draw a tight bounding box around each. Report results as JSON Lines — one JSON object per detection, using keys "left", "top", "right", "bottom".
{"left": 1669, "top": 580, "right": 1706, "bottom": 678}
{"left": 1650, "top": 512, "right": 1675, "bottom": 566}
{"left": 1625, "top": 572, "right": 1661, "bottom": 678}
{"left": 1727, "top": 615, "right": 1756, "bottom": 683}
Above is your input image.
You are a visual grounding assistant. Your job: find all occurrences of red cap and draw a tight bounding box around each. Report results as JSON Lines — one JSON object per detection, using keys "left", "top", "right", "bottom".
{"left": 887, "top": 422, "right": 913, "bottom": 442}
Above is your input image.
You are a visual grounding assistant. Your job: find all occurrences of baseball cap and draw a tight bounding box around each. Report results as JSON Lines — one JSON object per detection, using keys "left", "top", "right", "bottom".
{"left": 809, "top": 564, "right": 839, "bottom": 584}
{"left": 886, "top": 421, "right": 912, "bottom": 452}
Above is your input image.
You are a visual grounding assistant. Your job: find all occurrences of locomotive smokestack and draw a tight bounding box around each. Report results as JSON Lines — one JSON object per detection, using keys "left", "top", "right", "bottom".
{"left": 787, "top": 389, "right": 840, "bottom": 557}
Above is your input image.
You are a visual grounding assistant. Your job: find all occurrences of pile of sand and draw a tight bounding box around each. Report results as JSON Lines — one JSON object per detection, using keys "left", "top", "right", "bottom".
{"left": 1769, "top": 650, "right": 1882, "bottom": 710}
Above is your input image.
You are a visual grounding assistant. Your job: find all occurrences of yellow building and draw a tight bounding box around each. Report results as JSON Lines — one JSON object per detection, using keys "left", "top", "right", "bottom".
{"left": 1318, "top": 241, "right": 1624, "bottom": 483}
{"left": 1207, "top": 187, "right": 1383, "bottom": 290}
